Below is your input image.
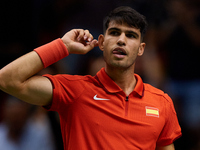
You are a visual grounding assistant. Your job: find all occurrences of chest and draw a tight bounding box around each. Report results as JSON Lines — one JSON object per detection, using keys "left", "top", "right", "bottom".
{"left": 64, "top": 86, "right": 165, "bottom": 144}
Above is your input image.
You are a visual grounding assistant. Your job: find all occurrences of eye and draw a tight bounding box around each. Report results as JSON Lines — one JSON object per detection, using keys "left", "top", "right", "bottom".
{"left": 110, "top": 31, "right": 120, "bottom": 36}
{"left": 126, "top": 33, "right": 136, "bottom": 38}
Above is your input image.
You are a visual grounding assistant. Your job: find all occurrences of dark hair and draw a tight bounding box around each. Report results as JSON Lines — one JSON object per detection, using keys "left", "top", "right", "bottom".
{"left": 103, "top": 6, "right": 148, "bottom": 40}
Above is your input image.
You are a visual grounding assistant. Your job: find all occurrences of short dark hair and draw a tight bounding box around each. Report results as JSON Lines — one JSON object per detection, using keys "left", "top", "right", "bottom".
{"left": 103, "top": 6, "right": 148, "bottom": 40}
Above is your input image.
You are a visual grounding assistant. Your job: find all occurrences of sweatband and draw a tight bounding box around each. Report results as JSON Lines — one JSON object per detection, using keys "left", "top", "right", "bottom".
{"left": 34, "top": 38, "right": 69, "bottom": 68}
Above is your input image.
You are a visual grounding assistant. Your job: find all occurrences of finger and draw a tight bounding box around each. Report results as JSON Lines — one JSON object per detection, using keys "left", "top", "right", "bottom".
{"left": 94, "top": 40, "right": 99, "bottom": 47}
{"left": 83, "top": 39, "right": 98, "bottom": 52}
{"left": 83, "top": 30, "right": 93, "bottom": 42}
{"left": 83, "top": 30, "right": 90, "bottom": 40}
{"left": 88, "top": 39, "right": 99, "bottom": 47}
{"left": 77, "top": 29, "right": 85, "bottom": 41}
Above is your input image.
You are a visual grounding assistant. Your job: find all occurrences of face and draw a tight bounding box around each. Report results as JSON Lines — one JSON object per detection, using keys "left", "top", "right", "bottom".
{"left": 98, "top": 21, "right": 145, "bottom": 70}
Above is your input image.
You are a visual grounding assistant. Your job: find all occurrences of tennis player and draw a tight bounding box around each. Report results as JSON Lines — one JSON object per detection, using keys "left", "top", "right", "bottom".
{"left": 0, "top": 6, "right": 181, "bottom": 150}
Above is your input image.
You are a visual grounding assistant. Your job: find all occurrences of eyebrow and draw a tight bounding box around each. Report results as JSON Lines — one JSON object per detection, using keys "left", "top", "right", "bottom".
{"left": 108, "top": 27, "right": 139, "bottom": 38}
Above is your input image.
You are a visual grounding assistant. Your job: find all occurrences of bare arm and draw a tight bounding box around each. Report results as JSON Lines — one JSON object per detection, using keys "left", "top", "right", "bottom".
{"left": 0, "top": 29, "right": 98, "bottom": 106}
{"left": 0, "top": 51, "right": 53, "bottom": 106}
{"left": 156, "top": 143, "right": 175, "bottom": 150}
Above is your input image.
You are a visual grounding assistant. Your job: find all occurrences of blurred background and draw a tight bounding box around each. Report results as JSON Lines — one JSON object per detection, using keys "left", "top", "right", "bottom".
{"left": 0, "top": 0, "right": 200, "bottom": 149}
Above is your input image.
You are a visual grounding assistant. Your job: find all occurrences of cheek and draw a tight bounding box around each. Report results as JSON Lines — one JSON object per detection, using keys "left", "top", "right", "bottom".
{"left": 103, "top": 50, "right": 109, "bottom": 60}
{"left": 129, "top": 45, "right": 140, "bottom": 55}
{"left": 103, "top": 50, "right": 112, "bottom": 65}
{"left": 104, "top": 37, "right": 116, "bottom": 46}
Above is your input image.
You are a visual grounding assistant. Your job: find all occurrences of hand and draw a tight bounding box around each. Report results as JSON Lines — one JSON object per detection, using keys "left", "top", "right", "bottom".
{"left": 61, "top": 29, "right": 99, "bottom": 54}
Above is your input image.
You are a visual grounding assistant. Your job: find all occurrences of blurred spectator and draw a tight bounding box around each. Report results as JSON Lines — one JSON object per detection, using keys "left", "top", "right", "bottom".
{"left": 87, "top": 56, "right": 105, "bottom": 76}
{"left": 135, "top": 27, "right": 165, "bottom": 89}
{"left": 155, "top": 0, "right": 200, "bottom": 149}
{"left": 0, "top": 96, "right": 55, "bottom": 150}
{"left": 0, "top": 91, "right": 7, "bottom": 123}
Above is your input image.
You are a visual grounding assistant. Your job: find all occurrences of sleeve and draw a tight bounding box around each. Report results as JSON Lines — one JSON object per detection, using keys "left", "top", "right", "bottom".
{"left": 156, "top": 94, "right": 182, "bottom": 146}
{"left": 42, "top": 74, "right": 86, "bottom": 113}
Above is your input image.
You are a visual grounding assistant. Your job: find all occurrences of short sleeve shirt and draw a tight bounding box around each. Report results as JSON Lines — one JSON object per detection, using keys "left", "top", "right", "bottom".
{"left": 44, "top": 68, "right": 182, "bottom": 150}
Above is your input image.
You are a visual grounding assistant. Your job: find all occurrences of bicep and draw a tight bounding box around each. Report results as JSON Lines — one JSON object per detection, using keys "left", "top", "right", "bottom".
{"left": 156, "top": 144, "right": 175, "bottom": 150}
{"left": 17, "top": 75, "right": 53, "bottom": 106}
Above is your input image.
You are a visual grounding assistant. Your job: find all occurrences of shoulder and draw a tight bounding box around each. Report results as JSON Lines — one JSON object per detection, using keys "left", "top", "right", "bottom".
{"left": 144, "top": 83, "right": 177, "bottom": 114}
{"left": 43, "top": 74, "right": 101, "bottom": 91}
{"left": 144, "top": 83, "right": 172, "bottom": 103}
{"left": 144, "top": 83, "right": 164, "bottom": 95}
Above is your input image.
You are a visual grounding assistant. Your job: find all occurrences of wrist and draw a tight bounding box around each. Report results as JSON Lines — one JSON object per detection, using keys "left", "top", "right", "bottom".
{"left": 34, "top": 38, "right": 69, "bottom": 68}
{"left": 61, "top": 38, "right": 71, "bottom": 54}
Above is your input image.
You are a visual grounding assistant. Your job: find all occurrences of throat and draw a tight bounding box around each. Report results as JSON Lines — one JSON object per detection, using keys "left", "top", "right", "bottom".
{"left": 118, "top": 79, "right": 136, "bottom": 96}
{"left": 105, "top": 65, "right": 137, "bottom": 95}
{"left": 112, "top": 73, "right": 136, "bottom": 96}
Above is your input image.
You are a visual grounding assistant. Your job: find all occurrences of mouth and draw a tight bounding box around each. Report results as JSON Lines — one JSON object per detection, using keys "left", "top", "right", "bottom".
{"left": 112, "top": 48, "right": 127, "bottom": 55}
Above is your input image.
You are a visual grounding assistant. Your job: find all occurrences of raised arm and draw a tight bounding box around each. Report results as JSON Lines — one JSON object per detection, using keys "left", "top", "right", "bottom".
{"left": 0, "top": 51, "right": 51, "bottom": 106}
{"left": 0, "top": 29, "right": 98, "bottom": 106}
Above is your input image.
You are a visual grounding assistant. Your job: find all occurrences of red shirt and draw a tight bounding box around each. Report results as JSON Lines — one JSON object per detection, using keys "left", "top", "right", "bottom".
{"left": 44, "top": 68, "right": 182, "bottom": 150}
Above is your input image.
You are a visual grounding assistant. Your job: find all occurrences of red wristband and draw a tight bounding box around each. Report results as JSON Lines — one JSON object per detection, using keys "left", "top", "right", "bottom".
{"left": 34, "top": 38, "right": 69, "bottom": 68}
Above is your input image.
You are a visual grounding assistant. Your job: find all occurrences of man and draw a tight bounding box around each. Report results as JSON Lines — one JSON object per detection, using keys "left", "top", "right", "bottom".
{"left": 0, "top": 6, "right": 181, "bottom": 150}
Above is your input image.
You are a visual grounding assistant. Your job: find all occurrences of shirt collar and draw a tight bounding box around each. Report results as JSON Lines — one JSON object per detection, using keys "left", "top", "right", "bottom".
{"left": 133, "top": 74, "right": 144, "bottom": 97}
{"left": 96, "top": 68, "right": 144, "bottom": 97}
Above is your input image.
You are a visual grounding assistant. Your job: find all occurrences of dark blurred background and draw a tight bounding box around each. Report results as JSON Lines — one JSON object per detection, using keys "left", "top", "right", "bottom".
{"left": 0, "top": 0, "right": 200, "bottom": 149}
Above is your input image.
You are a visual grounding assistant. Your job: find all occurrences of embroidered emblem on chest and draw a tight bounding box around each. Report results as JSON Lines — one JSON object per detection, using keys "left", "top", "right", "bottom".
{"left": 145, "top": 106, "right": 159, "bottom": 118}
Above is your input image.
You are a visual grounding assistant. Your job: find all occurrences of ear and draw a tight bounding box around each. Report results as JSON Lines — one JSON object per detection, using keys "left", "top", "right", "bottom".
{"left": 138, "top": 42, "right": 145, "bottom": 56}
{"left": 98, "top": 34, "right": 104, "bottom": 51}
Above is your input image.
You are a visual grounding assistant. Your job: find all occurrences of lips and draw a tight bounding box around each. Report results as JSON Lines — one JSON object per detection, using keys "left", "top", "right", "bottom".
{"left": 112, "top": 48, "right": 127, "bottom": 55}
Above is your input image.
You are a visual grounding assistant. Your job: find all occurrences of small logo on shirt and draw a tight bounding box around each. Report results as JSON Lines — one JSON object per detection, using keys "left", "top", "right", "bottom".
{"left": 93, "top": 94, "right": 110, "bottom": 100}
{"left": 146, "top": 106, "right": 159, "bottom": 118}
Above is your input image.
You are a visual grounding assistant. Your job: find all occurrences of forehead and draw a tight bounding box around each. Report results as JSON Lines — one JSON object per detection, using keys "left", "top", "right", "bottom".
{"left": 106, "top": 21, "right": 141, "bottom": 35}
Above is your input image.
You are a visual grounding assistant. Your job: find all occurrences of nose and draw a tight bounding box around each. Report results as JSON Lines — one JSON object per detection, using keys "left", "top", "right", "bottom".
{"left": 117, "top": 33, "right": 126, "bottom": 46}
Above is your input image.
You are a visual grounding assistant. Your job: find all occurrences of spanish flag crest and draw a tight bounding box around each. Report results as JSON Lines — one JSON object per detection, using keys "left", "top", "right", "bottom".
{"left": 145, "top": 106, "right": 159, "bottom": 118}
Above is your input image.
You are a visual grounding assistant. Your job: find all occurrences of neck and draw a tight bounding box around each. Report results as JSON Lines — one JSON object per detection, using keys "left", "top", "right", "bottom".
{"left": 105, "top": 65, "right": 136, "bottom": 96}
